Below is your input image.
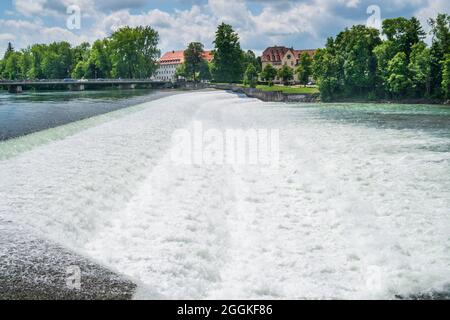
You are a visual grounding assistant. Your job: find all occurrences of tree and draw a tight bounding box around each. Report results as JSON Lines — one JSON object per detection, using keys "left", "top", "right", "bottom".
{"left": 110, "top": 26, "right": 160, "bottom": 78}
{"left": 212, "top": 23, "right": 243, "bottom": 83}
{"left": 243, "top": 64, "right": 258, "bottom": 88}
{"left": 89, "top": 39, "right": 112, "bottom": 78}
{"left": 296, "top": 52, "right": 313, "bottom": 86}
{"left": 243, "top": 50, "right": 261, "bottom": 73}
{"left": 312, "top": 47, "right": 342, "bottom": 101}
{"left": 4, "top": 42, "right": 14, "bottom": 59}
{"left": 184, "top": 42, "right": 205, "bottom": 82}
{"left": 175, "top": 63, "right": 187, "bottom": 79}
{"left": 199, "top": 61, "right": 212, "bottom": 81}
{"left": 387, "top": 52, "right": 412, "bottom": 97}
{"left": 260, "top": 64, "right": 277, "bottom": 86}
{"left": 408, "top": 42, "right": 432, "bottom": 97}
{"left": 2, "top": 51, "right": 21, "bottom": 79}
{"left": 334, "top": 25, "right": 381, "bottom": 95}
{"left": 442, "top": 54, "right": 450, "bottom": 99}
{"left": 18, "top": 48, "right": 33, "bottom": 79}
{"left": 428, "top": 14, "right": 450, "bottom": 98}
{"left": 373, "top": 41, "right": 397, "bottom": 92}
{"left": 382, "top": 17, "right": 425, "bottom": 58}
{"left": 277, "top": 65, "right": 294, "bottom": 85}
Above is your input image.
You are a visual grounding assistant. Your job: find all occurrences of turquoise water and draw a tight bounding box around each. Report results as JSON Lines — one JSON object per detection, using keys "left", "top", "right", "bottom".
{"left": 0, "top": 89, "right": 173, "bottom": 141}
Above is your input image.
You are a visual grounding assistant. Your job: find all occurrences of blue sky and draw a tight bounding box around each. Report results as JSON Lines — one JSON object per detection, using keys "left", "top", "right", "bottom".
{"left": 0, "top": 0, "right": 448, "bottom": 56}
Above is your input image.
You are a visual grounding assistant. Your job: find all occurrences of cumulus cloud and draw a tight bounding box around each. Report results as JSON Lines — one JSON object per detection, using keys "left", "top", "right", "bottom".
{"left": 2, "top": 0, "right": 449, "bottom": 56}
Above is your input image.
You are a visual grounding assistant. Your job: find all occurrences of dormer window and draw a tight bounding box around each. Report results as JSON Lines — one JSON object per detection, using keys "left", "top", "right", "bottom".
{"left": 287, "top": 54, "right": 292, "bottom": 59}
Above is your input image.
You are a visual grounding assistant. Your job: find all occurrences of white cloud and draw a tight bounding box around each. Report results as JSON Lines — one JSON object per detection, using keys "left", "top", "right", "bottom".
{"left": 2, "top": 0, "right": 449, "bottom": 56}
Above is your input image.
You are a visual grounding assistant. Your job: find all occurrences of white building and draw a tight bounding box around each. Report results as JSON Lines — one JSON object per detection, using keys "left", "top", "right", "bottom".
{"left": 154, "top": 50, "right": 214, "bottom": 82}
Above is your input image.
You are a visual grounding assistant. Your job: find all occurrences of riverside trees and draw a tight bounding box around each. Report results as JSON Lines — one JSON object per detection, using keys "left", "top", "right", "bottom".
{"left": 0, "top": 26, "right": 160, "bottom": 80}
{"left": 212, "top": 23, "right": 244, "bottom": 83}
{"left": 313, "top": 13, "right": 450, "bottom": 101}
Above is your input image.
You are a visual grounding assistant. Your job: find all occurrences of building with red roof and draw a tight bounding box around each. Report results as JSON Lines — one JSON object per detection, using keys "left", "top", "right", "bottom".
{"left": 154, "top": 50, "right": 214, "bottom": 81}
{"left": 261, "top": 46, "right": 317, "bottom": 83}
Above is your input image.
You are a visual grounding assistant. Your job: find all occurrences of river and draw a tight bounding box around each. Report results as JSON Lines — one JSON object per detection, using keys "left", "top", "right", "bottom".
{"left": 0, "top": 90, "right": 449, "bottom": 299}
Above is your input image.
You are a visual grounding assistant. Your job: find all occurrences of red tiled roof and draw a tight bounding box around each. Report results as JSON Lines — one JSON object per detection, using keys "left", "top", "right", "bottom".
{"left": 261, "top": 46, "right": 290, "bottom": 63}
{"left": 293, "top": 49, "right": 316, "bottom": 58}
{"left": 261, "top": 46, "right": 317, "bottom": 62}
{"left": 159, "top": 50, "right": 185, "bottom": 64}
{"left": 159, "top": 50, "right": 214, "bottom": 65}
{"left": 202, "top": 51, "right": 214, "bottom": 63}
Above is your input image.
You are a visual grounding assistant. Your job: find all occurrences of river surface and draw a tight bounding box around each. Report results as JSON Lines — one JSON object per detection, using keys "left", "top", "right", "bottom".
{"left": 0, "top": 90, "right": 449, "bottom": 299}
{"left": 0, "top": 89, "right": 176, "bottom": 140}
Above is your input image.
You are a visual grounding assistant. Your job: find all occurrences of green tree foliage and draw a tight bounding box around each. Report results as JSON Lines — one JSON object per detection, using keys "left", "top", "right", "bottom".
{"left": 1, "top": 25, "right": 160, "bottom": 80}
{"left": 296, "top": 52, "right": 313, "bottom": 86}
{"left": 408, "top": 42, "right": 431, "bottom": 97}
{"left": 212, "top": 23, "right": 243, "bottom": 83}
{"left": 243, "top": 64, "right": 258, "bottom": 88}
{"left": 260, "top": 64, "right": 277, "bottom": 86}
{"left": 313, "top": 13, "right": 448, "bottom": 101}
{"left": 428, "top": 14, "right": 450, "bottom": 97}
{"left": 312, "top": 46, "right": 341, "bottom": 101}
{"left": 184, "top": 42, "right": 205, "bottom": 82}
{"left": 199, "top": 61, "right": 212, "bottom": 81}
{"left": 373, "top": 40, "right": 397, "bottom": 90}
{"left": 243, "top": 50, "right": 261, "bottom": 73}
{"left": 442, "top": 54, "right": 450, "bottom": 99}
{"left": 110, "top": 26, "right": 160, "bottom": 78}
{"left": 382, "top": 17, "right": 425, "bottom": 58}
{"left": 4, "top": 42, "right": 14, "bottom": 59}
{"left": 277, "top": 65, "right": 294, "bottom": 85}
{"left": 387, "top": 52, "right": 412, "bottom": 97}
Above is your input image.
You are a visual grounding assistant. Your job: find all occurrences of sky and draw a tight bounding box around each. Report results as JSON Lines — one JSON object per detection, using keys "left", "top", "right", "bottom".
{"left": 0, "top": 0, "right": 448, "bottom": 56}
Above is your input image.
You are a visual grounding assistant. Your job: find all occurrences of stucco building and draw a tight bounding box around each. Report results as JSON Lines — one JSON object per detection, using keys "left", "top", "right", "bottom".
{"left": 154, "top": 50, "right": 213, "bottom": 82}
{"left": 261, "top": 46, "right": 316, "bottom": 83}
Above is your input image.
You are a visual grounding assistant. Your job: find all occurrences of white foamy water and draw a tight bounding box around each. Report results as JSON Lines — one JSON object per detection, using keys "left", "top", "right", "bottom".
{"left": 1, "top": 91, "right": 449, "bottom": 299}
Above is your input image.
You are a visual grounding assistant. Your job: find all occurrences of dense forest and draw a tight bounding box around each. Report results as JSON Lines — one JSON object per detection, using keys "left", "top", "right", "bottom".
{"left": 0, "top": 26, "right": 160, "bottom": 80}
{"left": 312, "top": 13, "right": 450, "bottom": 101}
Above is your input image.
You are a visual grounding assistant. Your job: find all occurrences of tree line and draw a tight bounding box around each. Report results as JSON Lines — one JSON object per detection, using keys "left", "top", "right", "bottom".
{"left": 178, "top": 23, "right": 313, "bottom": 88}
{"left": 176, "top": 23, "right": 262, "bottom": 85}
{"left": 0, "top": 26, "right": 160, "bottom": 80}
{"left": 312, "top": 14, "right": 450, "bottom": 101}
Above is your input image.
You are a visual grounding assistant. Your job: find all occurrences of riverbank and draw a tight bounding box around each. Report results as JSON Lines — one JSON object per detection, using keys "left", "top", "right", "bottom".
{"left": 210, "top": 83, "right": 320, "bottom": 102}
{"left": 208, "top": 83, "right": 449, "bottom": 105}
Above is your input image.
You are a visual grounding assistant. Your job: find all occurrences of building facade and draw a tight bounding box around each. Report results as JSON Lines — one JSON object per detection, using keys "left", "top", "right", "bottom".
{"left": 261, "top": 46, "right": 316, "bottom": 83}
{"left": 154, "top": 50, "right": 214, "bottom": 82}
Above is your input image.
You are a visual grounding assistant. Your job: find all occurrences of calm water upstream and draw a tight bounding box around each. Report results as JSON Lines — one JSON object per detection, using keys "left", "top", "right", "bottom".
{"left": 0, "top": 89, "right": 176, "bottom": 140}
{"left": 0, "top": 90, "right": 449, "bottom": 299}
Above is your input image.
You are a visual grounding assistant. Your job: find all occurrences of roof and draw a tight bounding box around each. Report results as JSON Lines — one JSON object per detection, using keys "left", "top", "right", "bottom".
{"left": 261, "top": 46, "right": 291, "bottom": 63}
{"left": 202, "top": 51, "right": 214, "bottom": 63}
{"left": 293, "top": 49, "right": 316, "bottom": 58}
{"left": 261, "top": 46, "right": 317, "bottom": 62}
{"left": 159, "top": 50, "right": 214, "bottom": 65}
{"left": 159, "top": 50, "right": 185, "bottom": 65}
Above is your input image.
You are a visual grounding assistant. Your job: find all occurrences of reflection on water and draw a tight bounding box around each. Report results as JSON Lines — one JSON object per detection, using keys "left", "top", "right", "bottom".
{"left": 0, "top": 89, "right": 174, "bottom": 141}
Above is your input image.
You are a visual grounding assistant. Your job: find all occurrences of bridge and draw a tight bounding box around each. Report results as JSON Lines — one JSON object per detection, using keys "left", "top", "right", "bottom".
{"left": 0, "top": 79, "right": 173, "bottom": 93}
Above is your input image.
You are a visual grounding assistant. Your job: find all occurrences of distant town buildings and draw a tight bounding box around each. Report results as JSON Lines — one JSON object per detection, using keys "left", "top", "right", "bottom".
{"left": 154, "top": 50, "right": 213, "bottom": 82}
{"left": 261, "top": 46, "right": 316, "bottom": 83}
